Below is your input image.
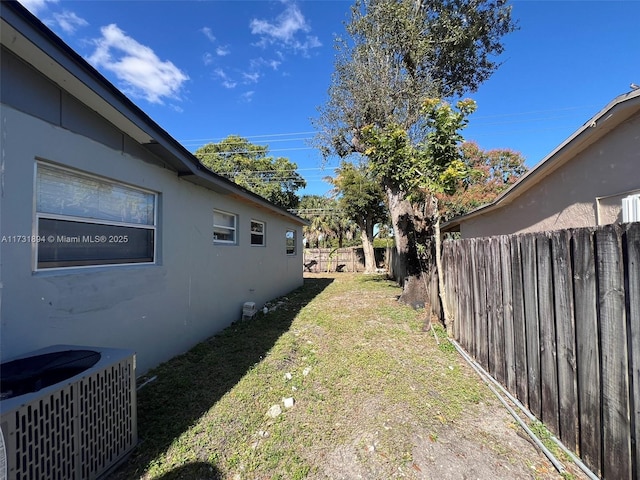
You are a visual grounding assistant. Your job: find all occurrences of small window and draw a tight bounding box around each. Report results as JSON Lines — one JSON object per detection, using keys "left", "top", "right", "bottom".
{"left": 251, "top": 220, "right": 265, "bottom": 246}
{"left": 214, "top": 209, "right": 237, "bottom": 244}
{"left": 286, "top": 229, "right": 296, "bottom": 255}
{"left": 35, "top": 162, "right": 156, "bottom": 269}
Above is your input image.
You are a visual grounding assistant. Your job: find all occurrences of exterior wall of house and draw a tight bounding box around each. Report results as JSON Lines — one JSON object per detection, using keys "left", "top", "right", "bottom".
{"left": 460, "top": 111, "right": 640, "bottom": 238}
{"left": 0, "top": 53, "right": 303, "bottom": 374}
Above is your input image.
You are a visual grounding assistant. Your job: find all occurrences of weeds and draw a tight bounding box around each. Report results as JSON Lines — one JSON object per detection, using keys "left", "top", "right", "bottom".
{"left": 111, "top": 273, "right": 564, "bottom": 480}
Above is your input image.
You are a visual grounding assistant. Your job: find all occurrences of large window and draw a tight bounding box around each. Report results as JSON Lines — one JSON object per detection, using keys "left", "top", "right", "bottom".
{"left": 214, "top": 209, "right": 237, "bottom": 244}
{"left": 251, "top": 220, "right": 265, "bottom": 246}
{"left": 35, "top": 162, "right": 156, "bottom": 269}
{"left": 286, "top": 229, "right": 296, "bottom": 255}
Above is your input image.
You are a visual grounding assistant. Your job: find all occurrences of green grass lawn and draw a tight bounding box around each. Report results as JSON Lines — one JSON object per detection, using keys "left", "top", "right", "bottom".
{"left": 109, "top": 273, "right": 564, "bottom": 480}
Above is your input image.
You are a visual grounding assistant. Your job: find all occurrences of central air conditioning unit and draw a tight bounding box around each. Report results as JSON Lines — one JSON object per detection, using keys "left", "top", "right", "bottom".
{"left": 622, "top": 194, "right": 640, "bottom": 223}
{"left": 0, "top": 345, "right": 137, "bottom": 480}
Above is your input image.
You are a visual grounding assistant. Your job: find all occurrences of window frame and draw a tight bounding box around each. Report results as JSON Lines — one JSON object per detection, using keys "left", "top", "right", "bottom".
{"left": 213, "top": 209, "right": 238, "bottom": 245}
{"left": 250, "top": 219, "right": 266, "bottom": 247}
{"left": 285, "top": 229, "right": 297, "bottom": 255}
{"left": 34, "top": 161, "right": 157, "bottom": 271}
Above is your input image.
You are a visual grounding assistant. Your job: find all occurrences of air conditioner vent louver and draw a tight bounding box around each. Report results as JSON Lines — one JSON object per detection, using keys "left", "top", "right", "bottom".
{"left": 0, "top": 346, "right": 137, "bottom": 480}
{"left": 622, "top": 194, "right": 640, "bottom": 223}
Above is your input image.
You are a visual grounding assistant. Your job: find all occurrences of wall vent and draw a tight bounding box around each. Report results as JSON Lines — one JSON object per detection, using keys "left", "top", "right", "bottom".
{"left": 622, "top": 194, "right": 640, "bottom": 223}
{"left": 0, "top": 346, "right": 137, "bottom": 480}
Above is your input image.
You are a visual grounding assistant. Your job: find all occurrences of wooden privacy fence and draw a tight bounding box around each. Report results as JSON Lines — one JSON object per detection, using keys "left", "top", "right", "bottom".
{"left": 441, "top": 223, "right": 639, "bottom": 479}
{"left": 302, "top": 247, "right": 389, "bottom": 273}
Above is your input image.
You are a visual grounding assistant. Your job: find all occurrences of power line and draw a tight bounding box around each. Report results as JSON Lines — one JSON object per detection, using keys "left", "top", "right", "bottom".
{"left": 180, "top": 131, "right": 316, "bottom": 144}
{"left": 179, "top": 105, "right": 599, "bottom": 147}
{"left": 193, "top": 146, "right": 317, "bottom": 156}
{"left": 182, "top": 137, "right": 314, "bottom": 148}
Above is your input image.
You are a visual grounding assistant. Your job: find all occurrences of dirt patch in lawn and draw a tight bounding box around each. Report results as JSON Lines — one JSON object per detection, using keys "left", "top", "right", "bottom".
{"left": 110, "top": 273, "right": 586, "bottom": 480}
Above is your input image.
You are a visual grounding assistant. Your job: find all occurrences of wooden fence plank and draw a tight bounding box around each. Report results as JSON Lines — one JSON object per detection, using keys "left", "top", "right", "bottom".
{"left": 462, "top": 240, "right": 474, "bottom": 354}
{"left": 551, "top": 230, "right": 578, "bottom": 452}
{"left": 484, "top": 239, "right": 497, "bottom": 376}
{"left": 470, "top": 239, "right": 481, "bottom": 360}
{"left": 490, "top": 237, "right": 506, "bottom": 384}
{"left": 475, "top": 239, "right": 489, "bottom": 370}
{"left": 573, "top": 228, "right": 602, "bottom": 476}
{"left": 624, "top": 223, "right": 640, "bottom": 479}
{"left": 443, "top": 243, "right": 453, "bottom": 335}
{"left": 452, "top": 242, "right": 463, "bottom": 342}
{"left": 500, "top": 236, "right": 517, "bottom": 395}
{"left": 521, "top": 234, "right": 541, "bottom": 418}
{"left": 455, "top": 242, "right": 463, "bottom": 340}
{"left": 537, "top": 233, "right": 559, "bottom": 436}
{"left": 467, "top": 240, "right": 476, "bottom": 357}
{"left": 443, "top": 243, "right": 454, "bottom": 336}
{"left": 510, "top": 235, "right": 529, "bottom": 406}
{"left": 456, "top": 243, "right": 471, "bottom": 351}
{"left": 597, "top": 225, "right": 631, "bottom": 480}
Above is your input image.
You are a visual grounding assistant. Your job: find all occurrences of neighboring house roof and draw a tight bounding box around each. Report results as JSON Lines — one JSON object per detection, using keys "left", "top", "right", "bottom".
{"left": 443, "top": 88, "right": 640, "bottom": 232}
{"left": 0, "top": 1, "right": 307, "bottom": 226}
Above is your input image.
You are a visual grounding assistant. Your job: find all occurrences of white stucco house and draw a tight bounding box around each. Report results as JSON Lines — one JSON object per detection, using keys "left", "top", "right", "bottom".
{"left": 0, "top": 2, "right": 306, "bottom": 374}
{"left": 444, "top": 88, "right": 640, "bottom": 238}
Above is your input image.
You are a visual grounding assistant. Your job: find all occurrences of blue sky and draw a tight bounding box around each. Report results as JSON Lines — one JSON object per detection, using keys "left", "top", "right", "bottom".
{"left": 20, "top": 0, "right": 640, "bottom": 197}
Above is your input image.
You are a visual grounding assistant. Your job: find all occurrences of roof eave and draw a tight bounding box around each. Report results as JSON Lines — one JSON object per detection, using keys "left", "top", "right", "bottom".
{"left": 0, "top": 1, "right": 307, "bottom": 227}
{"left": 443, "top": 89, "right": 640, "bottom": 231}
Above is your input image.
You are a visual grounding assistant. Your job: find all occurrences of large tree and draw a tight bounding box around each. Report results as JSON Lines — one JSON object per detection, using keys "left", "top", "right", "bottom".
{"left": 195, "top": 135, "right": 306, "bottom": 210}
{"left": 327, "top": 160, "right": 387, "bottom": 273}
{"left": 362, "top": 98, "right": 477, "bottom": 311}
{"left": 313, "top": 0, "right": 516, "bottom": 305}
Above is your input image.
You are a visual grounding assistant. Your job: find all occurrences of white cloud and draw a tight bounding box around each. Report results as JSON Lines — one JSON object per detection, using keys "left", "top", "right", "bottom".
{"left": 88, "top": 24, "right": 189, "bottom": 104}
{"left": 201, "top": 27, "right": 216, "bottom": 43}
{"left": 250, "top": 1, "right": 322, "bottom": 55}
{"left": 241, "top": 91, "right": 255, "bottom": 102}
{"left": 266, "top": 59, "right": 281, "bottom": 71}
{"left": 203, "top": 52, "right": 214, "bottom": 66}
{"left": 250, "top": 57, "right": 281, "bottom": 72}
{"left": 214, "top": 68, "right": 236, "bottom": 89}
{"left": 53, "top": 10, "right": 88, "bottom": 34}
{"left": 19, "top": 0, "right": 57, "bottom": 15}
{"left": 216, "top": 45, "right": 231, "bottom": 57}
{"left": 250, "top": 3, "right": 307, "bottom": 43}
{"left": 242, "top": 72, "right": 260, "bottom": 84}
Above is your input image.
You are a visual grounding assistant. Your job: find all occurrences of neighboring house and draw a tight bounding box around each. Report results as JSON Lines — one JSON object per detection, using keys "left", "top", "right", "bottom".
{"left": 0, "top": 2, "right": 306, "bottom": 374}
{"left": 444, "top": 89, "right": 640, "bottom": 238}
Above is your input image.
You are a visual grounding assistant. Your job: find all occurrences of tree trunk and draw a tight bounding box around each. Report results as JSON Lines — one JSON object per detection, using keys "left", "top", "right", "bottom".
{"left": 360, "top": 219, "right": 377, "bottom": 273}
{"left": 433, "top": 204, "right": 452, "bottom": 335}
{"left": 384, "top": 184, "right": 434, "bottom": 308}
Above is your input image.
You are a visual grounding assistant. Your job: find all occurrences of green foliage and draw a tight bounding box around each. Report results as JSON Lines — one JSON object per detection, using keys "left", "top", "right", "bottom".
{"left": 328, "top": 161, "right": 387, "bottom": 225}
{"left": 311, "top": 0, "right": 517, "bottom": 296}
{"left": 326, "top": 160, "right": 388, "bottom": 242}
{"left": 437, "top": 141, "right": 527, "bottom": 221}
{"left": 361, "top": 98, "right": 477, "bottom": 201}
{"left": 194, "top": 135, "right": 306, "bottom": 210}
{"left": 373, "top": 237, "right": 394, "bottom": 248}
{"left": 313, "top": 0, "right": 517, "bottom": 160}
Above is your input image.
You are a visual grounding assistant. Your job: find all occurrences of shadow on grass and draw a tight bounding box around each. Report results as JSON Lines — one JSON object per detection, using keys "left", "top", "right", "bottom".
{"left": 154, "top": 461, "right": 221, "bottom": 480}
{"left": 109, "top": 277, "right": 334, "bottom": 479}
